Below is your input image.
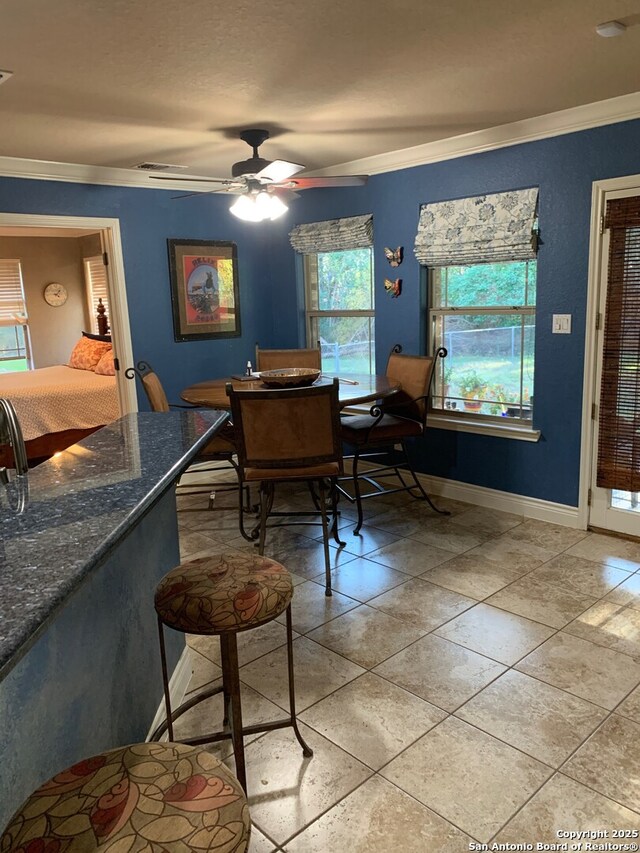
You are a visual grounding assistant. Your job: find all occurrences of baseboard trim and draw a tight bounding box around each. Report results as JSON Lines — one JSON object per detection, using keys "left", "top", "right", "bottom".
{"left": 146, "top": 644, "right": 192, "bottom": 741}
{"left": 356, "top": 461, "right": 582, "bottom": 528}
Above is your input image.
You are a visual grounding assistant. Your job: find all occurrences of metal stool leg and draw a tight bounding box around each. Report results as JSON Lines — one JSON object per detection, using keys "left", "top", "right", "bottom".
{"left": 220, "top": 632, "right": 247, "bottom": 792}
{"left": 157, "top": 617, "right": 175, "bottom": 741}
{"left": 286, "top": 605, "right": 313, "bottom": 757}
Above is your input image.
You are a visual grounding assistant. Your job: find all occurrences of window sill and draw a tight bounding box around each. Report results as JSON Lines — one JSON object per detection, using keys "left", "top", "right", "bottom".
{"left": 428, "top": 412, "right": 541, "bottom": 442}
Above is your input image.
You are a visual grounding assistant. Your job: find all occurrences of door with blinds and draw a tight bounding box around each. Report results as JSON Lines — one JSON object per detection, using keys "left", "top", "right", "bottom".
{"left": 590, "top": 189, "right": 640, "bottom": 535}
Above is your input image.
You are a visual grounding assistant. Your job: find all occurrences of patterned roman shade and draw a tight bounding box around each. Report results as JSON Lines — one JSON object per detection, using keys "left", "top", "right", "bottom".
{"left": 289, "top": 214, "right": 373, "bottom": 254}
{"left": 414, "top": 188, "right": 539, "bottom": 267}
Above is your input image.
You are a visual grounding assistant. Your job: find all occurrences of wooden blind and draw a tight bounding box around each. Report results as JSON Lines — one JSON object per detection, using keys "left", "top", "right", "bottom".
{"left": 84, "top": 256, "right": 109, "bottom": 334}
{"left": 0, "top": 259, "right": 27, "bottom": 327}
{"left": 597, "top": 196, "right": 640, "bottom": 492}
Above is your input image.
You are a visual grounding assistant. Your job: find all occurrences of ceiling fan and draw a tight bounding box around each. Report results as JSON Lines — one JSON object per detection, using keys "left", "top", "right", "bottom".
{"left": 148, "top": 129, "right": 368, "bottom": 221}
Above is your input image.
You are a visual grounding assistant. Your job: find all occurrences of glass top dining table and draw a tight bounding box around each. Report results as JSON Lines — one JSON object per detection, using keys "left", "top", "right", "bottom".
{"left": 180, "top": 373, "right": 401, "bottom": 409}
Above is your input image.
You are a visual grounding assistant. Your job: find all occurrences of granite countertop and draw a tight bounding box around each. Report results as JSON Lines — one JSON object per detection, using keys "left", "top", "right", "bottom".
{"left": 0, "top": 409, "right": 229, "bottom": 678}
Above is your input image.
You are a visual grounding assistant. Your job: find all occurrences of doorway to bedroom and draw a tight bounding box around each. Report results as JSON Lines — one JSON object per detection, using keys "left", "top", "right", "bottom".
{"left": 0, "top": 213, "right": 135, "bottom": 418}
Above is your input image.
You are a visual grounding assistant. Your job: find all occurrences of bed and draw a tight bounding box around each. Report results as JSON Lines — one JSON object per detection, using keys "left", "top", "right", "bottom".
{"left": 0, "top": 365, "right": 120, "bottom": 467}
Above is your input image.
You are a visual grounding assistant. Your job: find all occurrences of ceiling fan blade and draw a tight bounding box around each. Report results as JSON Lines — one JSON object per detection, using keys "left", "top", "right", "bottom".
{"left": 149, "top": 175, "right": 239, "bottom": 185}
{"left": 256, "top": 159, "right": 305, "bottom": 183}
{"left": 286, "top": 175, "right": 368, "bottom": 190}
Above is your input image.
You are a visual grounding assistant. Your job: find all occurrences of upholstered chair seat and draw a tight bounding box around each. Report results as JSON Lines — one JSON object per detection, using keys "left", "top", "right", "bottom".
{"left": 341, "top": 412, "right": 424, "bottom": 442}
{"left": 1, "top": 742, "right": 250, "bottom": 853}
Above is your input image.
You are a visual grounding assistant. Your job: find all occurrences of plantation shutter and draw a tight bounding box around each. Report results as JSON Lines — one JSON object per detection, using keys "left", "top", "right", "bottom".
{"left": 289, "top": 214, "right": 373, "bottom": 254}
{"left": 597, "top": 196, "right": 640, "bottom": 492}
{"left": 0, "top": 259, "right": 27, "bottom": 327}
{"left": 85, "top": 256, "right": 110, "bottom": 334}
{"left": 414, "top": 188, "right": 539, "bottom": 266}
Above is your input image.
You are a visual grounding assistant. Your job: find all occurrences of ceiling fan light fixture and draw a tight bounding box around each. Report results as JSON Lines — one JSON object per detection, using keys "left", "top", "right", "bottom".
{"left": 229, "top": 190, "right": 288, "bottom": 222}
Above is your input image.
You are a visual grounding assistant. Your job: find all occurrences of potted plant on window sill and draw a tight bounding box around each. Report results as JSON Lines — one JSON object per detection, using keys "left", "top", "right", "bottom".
{"left": 457, "top": 371, "right": 486, "bottom": 412}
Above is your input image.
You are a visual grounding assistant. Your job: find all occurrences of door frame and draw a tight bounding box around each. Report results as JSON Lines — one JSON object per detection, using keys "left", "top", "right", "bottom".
{"left": 0, "top": 212, "right": 137, "bottom": 415}
{"left": 578, "top": 172, "right": 640, "bottom": 529}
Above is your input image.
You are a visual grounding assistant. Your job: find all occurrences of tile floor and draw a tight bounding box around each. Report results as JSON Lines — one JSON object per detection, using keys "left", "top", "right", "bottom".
{"left": 174, "top": 476, "right": 640, "bottom": 851}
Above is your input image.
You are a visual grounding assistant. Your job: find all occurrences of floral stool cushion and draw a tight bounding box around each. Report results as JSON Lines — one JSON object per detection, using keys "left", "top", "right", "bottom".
{"left": 0, "top": 742, "right": 250, "bottom": 853}
{"left": 155, "top": 553, "right": 292, "bottom": 635}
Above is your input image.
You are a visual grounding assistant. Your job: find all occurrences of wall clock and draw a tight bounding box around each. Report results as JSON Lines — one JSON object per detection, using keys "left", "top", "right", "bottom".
{"left": 43, "top": 282, "right": 68, "bottom": 307}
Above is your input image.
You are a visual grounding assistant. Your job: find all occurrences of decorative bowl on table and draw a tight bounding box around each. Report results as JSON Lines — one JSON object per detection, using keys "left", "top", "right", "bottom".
{"left": 258, "top": 367, "right": 321, "bottom": 388}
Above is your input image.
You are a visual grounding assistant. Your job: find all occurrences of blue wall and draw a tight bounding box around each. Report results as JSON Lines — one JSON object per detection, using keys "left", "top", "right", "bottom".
{"left": 1, "top": 118, "right": 639, "bottom": 505}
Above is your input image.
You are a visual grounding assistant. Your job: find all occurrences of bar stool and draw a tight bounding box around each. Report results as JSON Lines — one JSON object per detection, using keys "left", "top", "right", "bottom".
{"left": 1, "top": 742, "right": 250, "bottom": 852}
{"left": 152, "top": 552, "right": 313, "bottom": 792}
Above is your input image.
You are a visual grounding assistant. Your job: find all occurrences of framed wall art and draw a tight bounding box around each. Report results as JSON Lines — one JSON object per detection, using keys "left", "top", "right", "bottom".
{"left": 167, "top": 239, "right": 241, "bottom": 341}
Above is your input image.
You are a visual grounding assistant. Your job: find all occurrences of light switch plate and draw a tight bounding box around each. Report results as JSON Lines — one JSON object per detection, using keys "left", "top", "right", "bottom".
{"left": 552, "top": 314, "right": 572, "bottom": 334}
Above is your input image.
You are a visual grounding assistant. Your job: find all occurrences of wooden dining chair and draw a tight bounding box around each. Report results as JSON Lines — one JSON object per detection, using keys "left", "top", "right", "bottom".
{"left": 338, "top": 345, "right": 449, "bottom": 533}
{"left": 226, "top": 378, "right": 345, "bottom": 595}
{"left": 125, "top": 361, "right": 250, "bottom": 521}
{"left": 255, "top": 340, "right": 322, "bottom": 371}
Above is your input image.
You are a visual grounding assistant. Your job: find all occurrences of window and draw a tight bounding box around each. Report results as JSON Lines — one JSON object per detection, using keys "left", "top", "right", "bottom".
{"left": 304, "top": 248, "right": 375, "bottom": 374}
{"left": 84, "top": 255, "right": 110, "bottom": 334}
{"left": 430, "top": 261, "right": 536, "bottom": 421}
{"left": 0, "top": 259, "right": 31, "bottom": 373}
{"left": 290, "top": 213, "right": 375, "bottom": 374}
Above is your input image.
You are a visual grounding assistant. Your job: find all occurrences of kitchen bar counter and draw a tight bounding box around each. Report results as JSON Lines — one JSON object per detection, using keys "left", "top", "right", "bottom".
{"left": 0, "top": 410, "right": 228, "bottom": 677}
{"left": 0, "top": 410, "right": 228, "bottom": 825}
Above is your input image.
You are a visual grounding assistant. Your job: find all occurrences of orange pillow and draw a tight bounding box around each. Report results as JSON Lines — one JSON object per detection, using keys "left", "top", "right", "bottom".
{"left": 68, "top": 337, "right": 112, "bottom": 371}
{"left": 94, "top": 348, "right": 115, "bottom": 376}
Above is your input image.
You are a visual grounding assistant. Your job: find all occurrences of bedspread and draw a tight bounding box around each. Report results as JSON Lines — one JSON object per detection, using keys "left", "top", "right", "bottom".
{"left": 0, "top": 365, "right": 119, "bottom": 441}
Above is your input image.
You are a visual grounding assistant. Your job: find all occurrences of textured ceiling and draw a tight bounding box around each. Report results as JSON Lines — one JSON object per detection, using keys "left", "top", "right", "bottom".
{"left": 1, "top": 0, "right": 639, "bottom": 178}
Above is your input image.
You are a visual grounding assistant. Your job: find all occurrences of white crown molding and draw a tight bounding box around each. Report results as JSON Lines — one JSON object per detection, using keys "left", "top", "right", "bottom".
{"left": 312, "top": 91, "right": 640, "bottom": 177}
{"left": 0, "top": 91, "right": 638, "bottom": 189}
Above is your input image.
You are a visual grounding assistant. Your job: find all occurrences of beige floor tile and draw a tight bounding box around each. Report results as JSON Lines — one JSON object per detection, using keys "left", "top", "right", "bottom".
{"left": 422, "top": 553, "right": 529, "bottom": 600}
{"left": 434, "top": 602, "right": 555, "bottom": 665}
{"left": 188, "top": 621, "right": 296, "bottom": 668}
{"left": 505, "top": 518, "right": 589, "bottom": 552}
{"left": 449, "top": 506, "right": 523, "bottom": 537}
{"left": 179, "top": 530, "right": 226, "bottom": 559}
{"left": 244, "top": 723, "right": 372, "bottom": 847}
{"left": 316, "top": 524, "right": 400, "bottom": 557}
{"left": 284, "top": 774, "right": 472, "bottom": 852}
{"left": 300, "top": 672, "right": 445, "bottom": 769}
{"left": 306, "top": 604, "right": 425, "bottom": 669}
{"left": 381, "top": 716, "right": 551, "bottom": 843}
{"left": 249, "top": 826, "right": 277, "bottom": 852}
{"left": 496, "top": 773, "right": 640, "bottom": 844}
{"left": 366, "top": 538, "right": 454, "bottom": 576}
{"left": 275, "top": 580, "right": 359, "bottom": 634}
{"left": 408, "top": 517, "right": 486, "bottom": 553}
{"left": 172, "top": 681, "right": 284, "bottom": 760}
{"left": 606, "top": 573, "right": 640, "bottom": 611}
{"left": 271, "top": 535, "right": 358, "bottom": 581}
{"left": 180, "top": 510, "right": 246, "bottom": 541}
{"left": 566, "top": 533, "right": 640, "bottom": 572}
{"left": 565, "top": 602, "right": 640, "bottom": 659}
{"left": 516, "top": 632, "right": 640, "bottom": 710}
{"left": 369, "top": 577, "right": 475, "bottom": 631}
{"left": 374, "top": 633, "right": 506, "bottom": 711}
{"left": 456, "top": 670, "right": 607, "bottom": 766}
{"left": 323, "top": 556, "right": 410, "bottom": 601}
{"left": 464, "top": 535, "right": 558, "bottom": 572}
{"left": 529, "top": 553, "right": 632, "bottom": 599}
{"left": 616, "top": 684, "right": 640, "bottom": 723}
{"left": 367, "top": 507, "right": 425, "bottom": 538}
{"left": 240, "top": 636, "right": 365, "bottom": 712}
{"left": 563, "top": 714, "right": 640, "bottom": 812}
{"left": 186, "top": 647, "right": 222, "bottom": 694}
{"left": 486, "top": 575, "right": 596, "bottom": 629}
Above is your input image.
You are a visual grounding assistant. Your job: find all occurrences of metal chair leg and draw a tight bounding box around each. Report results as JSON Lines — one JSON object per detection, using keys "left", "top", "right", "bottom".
{"left": 257, "top": 482, "right": 270, "bottom": 554}
{"left": 318, "top": 478, "right": 332, "bottom": 596}
{"left": 157, "top": 617, "right": 175, "bottom": 741}
{"left": 330, "top": 477, "right": 346, "bottom": 547}
{"left": 351, "top": 450, "right": 365, "bottom": 534}
{"left": 400, "top": 440, "right": 450, "bottom": 515}
{"left": 220, "top": 633, "right": 247, "bottom": 792}
{"left": 286, "top": 605, "right": 313, "bottom": 757}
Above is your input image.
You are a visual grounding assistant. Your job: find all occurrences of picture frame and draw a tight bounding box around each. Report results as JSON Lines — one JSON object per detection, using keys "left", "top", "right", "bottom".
{"left": 167, "top": 238, "right": 241, "bottom": 341}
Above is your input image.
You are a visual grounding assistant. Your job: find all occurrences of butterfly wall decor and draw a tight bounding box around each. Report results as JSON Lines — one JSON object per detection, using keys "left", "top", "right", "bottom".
{"left": 384, "top": 246, "right": 403, "bottom": 267}
{"left": 384, "top": 278, "right": 402, "bottom": 298}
